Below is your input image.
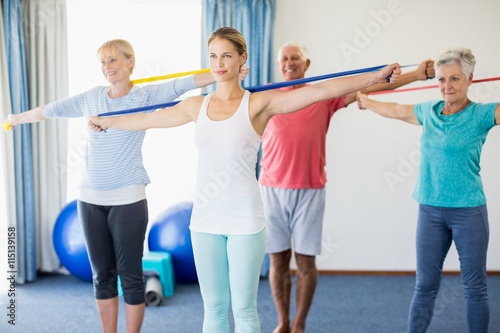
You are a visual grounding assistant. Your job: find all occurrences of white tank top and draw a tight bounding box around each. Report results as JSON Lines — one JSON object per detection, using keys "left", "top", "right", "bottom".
{"left": 190, "top": 90, "right": 265, "bottom": 235}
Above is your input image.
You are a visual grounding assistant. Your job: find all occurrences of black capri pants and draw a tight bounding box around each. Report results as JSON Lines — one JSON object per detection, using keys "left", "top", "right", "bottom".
{"left": 78, "top": 199, "right": 148, "bottom": 305}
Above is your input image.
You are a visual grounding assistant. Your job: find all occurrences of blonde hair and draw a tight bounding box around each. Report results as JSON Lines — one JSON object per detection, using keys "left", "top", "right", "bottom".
{"left": 97, "top": 39, "right": 135, "bottom": 74}
{"left": 435, "top": 47, "right": 476, "bottom": 77}
{"left": 208, "top": 27, "right": 247, "bottom": 58}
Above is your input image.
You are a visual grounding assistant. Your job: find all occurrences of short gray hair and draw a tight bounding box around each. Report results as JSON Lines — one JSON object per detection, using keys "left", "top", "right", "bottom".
{"left": 277, "top": 41, "right": 310, "bottom": 62}
{"left": 435, "top": 47, "right": 476, "bottom": 77}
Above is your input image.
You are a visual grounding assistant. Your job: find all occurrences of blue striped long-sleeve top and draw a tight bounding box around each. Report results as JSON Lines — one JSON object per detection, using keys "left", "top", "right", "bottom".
{"left": 44, "top": 76, "right": 197, "bottom": 191}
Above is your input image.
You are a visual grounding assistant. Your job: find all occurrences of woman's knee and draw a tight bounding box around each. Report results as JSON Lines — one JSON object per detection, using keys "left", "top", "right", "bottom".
{"left": 120, "top": 274, "right": 145, "bottom": 305}
{"left": 232, "top": 306, "right": 259, "bottom": 327}
{"left": 94, "top": 272, "right": 119, "bottom": 300}
{"left": 462, "top": 274, "right": 488, "bottom": 300}
{"left": 414, "top": 274, "right": 442, "bottom": 296}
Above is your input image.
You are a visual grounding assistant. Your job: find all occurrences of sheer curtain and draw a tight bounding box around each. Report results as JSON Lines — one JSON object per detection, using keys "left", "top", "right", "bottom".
{"left": 202, "top": 0, "right": 276, "bottom": 90}
{"left": 2, "top": 0, "right": 69, "bottom": 283}
{"left": 23, "top": 0, "right": 68, "bottom": 273}
{"left": 0, "top": 3, "right": 16, "bottom": 277}
{"left": 3, "top": 0, "right": 37, "bottom": 284}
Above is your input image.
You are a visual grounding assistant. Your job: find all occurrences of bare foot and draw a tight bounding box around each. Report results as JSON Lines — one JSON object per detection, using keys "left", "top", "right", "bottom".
{"left": 272, "top": 324, "right": 290, "bottom": 333}
{"left": 291, "top": 324, "right": 305, "bottom": 333}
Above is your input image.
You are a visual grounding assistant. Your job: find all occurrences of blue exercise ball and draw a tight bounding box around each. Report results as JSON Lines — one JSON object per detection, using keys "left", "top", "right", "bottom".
{"left": 53, "top": 200, "right": 93, "bottom": 282}
{"left": 148, "top": 201, "right": 197, "bottom": 284}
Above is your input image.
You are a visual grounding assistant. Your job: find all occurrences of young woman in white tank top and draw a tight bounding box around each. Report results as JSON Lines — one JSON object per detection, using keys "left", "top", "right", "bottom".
{"left": 90, "top": 27, "right": 401, "bottom": 333}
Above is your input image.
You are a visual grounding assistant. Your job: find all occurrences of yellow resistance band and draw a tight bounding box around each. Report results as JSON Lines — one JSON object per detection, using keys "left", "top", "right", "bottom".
{"left": 131, "top": 68, "right": 210, "bottom": 84}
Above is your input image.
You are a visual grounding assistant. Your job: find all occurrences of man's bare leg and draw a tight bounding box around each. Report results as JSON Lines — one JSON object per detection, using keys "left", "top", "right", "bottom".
{"left": 270, "top": 250, "right": 293, "bottom": 333}
{"left": 291, "top": 253, "right": 318, "bottom": 333}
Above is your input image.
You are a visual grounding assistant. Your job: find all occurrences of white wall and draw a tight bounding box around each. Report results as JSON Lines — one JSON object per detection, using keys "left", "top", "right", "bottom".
{"left": 274, "top": 0, "right": 500, "bottom": 271}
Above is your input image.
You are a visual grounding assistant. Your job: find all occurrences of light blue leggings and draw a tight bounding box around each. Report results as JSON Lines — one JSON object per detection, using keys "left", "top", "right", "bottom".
{"left": 191, "top": 229, "right": 266, "bottom": 333}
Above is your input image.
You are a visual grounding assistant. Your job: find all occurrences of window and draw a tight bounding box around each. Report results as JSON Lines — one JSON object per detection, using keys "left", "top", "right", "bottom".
{"left": 66, "top": 0, "right": 202, "bottom": 221}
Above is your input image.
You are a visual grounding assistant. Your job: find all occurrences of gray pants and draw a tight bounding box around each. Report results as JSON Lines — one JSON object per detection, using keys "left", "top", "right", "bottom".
{"left": 78, "top": 199, "right": 148, "bottom": 305}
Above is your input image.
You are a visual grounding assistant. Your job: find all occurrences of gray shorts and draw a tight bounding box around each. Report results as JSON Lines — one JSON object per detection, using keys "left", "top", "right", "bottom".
{"left": 261, "top": 186, "right": 325, "bottom": 256}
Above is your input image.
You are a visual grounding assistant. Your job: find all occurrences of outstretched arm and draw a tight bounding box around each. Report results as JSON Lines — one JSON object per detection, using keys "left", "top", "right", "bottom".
{"left": 192, "top": 71, "right": 215, "bottom": 88}
{"left": 356, "top": 91, "right": 419, "bottom": 125}
{"left": 250, "top": 63, "right": 401, "bottom": 134}
{"left": 89, "top": 96, "right": 201, "bottom": 132}
{"left": 344, "top": 60, "right": 434, "bottom": 106}
{"left": 261, "top": 63, "right": 401, "bottom": 116}
{"left": 4, "top": 106, "right": 46, "bottom": 130}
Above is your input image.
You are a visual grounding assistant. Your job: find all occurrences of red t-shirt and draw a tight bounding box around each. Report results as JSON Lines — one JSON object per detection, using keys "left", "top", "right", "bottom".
{"left": 259, "top": 88, "right": 345, "bottom": 189}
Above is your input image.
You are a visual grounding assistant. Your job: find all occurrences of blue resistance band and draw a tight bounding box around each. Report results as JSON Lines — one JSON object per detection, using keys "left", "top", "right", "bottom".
{"left": 99, "top": 64, "right": 404, "bottom": 117}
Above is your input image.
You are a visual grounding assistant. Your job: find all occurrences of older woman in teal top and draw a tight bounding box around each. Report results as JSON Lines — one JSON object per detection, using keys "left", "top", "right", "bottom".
{"left": 357, "top": 47, "right": 500, "bottom": 333}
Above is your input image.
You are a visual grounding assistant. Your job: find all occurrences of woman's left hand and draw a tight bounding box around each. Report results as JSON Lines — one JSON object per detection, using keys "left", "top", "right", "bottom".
{"left": 378, "top": 63, "right": 402, "bottom": 84}
{"left": 88, "top": 117, "right": 106, "bottom": 132}
{"left": 239, "top": 65, "right": 250, "bottom": 81}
